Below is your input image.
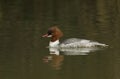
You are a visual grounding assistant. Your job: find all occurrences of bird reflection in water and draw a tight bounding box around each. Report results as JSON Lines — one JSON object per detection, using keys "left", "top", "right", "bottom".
{"left": 43, "top": 47, "right": 64, "bottom": 70}
{"left": 43, "top": 46, "right": 103, "bottom": 70}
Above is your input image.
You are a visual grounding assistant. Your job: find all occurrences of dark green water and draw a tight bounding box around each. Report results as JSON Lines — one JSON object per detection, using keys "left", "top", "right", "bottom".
{"left": 0, "top": 0, "right": 120, "bottom": 79}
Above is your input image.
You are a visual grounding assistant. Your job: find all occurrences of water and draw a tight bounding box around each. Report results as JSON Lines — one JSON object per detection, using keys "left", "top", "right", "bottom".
{"left": 0, "top": 0, "right": 120, "bottom": 79}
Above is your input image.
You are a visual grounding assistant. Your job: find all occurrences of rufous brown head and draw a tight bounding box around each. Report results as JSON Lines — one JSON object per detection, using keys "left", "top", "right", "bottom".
{"left": 42, "top": 26, "right": 63, "bottom": 42}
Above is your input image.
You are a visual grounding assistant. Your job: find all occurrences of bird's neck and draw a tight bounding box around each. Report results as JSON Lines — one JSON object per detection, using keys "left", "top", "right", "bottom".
{"left": 49, "top": 40, "right": 60, "bottom": 47}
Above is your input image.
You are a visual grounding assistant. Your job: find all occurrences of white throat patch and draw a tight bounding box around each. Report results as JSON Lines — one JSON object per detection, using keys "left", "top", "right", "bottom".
{"left": 49, "top": 40, "right": 60, "bottom": 47}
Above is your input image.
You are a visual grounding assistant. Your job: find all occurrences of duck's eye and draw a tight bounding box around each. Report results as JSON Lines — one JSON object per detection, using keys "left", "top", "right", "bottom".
{"left": 47, "top": 31, "right": 52, "bottom": 35}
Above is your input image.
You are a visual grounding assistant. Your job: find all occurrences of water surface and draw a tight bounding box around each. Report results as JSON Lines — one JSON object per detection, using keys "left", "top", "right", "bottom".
{"left": 0, "top": 0, "right": 120, "bottom": 79}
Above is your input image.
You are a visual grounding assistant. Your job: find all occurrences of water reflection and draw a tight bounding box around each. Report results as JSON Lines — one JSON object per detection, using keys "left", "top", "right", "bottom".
{"left": 43, "top": 48, "right": 64, "bottom": 70}
{"left": 43, "top": 47, "right": 105, "bottom": 70}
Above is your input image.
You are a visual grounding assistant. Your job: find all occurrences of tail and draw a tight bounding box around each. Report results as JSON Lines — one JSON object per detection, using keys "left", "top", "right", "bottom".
{"left": 95, "top": 42, "right": 108, "bottom": 47}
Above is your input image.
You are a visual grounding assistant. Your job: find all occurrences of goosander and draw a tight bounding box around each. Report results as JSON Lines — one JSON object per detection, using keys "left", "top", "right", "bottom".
{"left": 42, "top": 26, "right": 108, "bottom": 48}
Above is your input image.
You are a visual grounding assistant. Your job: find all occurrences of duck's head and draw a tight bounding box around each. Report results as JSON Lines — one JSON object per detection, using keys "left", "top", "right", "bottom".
{"left": 42, "top": 26, "right": 63, "bottom": 42}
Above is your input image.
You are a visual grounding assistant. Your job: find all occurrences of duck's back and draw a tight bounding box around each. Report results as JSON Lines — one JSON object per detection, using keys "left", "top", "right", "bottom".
{"left": 60, "top": 38, "right": 108, "bottom": 48}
